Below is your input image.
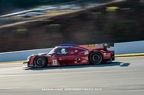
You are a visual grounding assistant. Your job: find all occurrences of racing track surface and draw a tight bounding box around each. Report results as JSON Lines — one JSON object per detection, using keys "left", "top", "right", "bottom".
{"left": 0, "top": 56, "right": 144, "bottom": 95}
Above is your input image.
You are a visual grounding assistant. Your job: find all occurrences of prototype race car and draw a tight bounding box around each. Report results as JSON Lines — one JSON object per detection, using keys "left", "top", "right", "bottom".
{"left": 23, "top": 43, "right": 115, "bottom": 68}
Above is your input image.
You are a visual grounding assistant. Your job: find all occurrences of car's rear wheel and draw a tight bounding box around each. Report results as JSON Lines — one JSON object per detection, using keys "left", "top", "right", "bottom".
{"left": 89, "top": 51, "right": 103, "bottom": 65}
{"left": 34, "top": 56, "right": 47, "bottom": 68}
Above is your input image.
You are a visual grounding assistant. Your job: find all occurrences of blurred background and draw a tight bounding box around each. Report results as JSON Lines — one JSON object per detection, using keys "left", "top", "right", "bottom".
{"left": 0, "top": 0, "right": 143, "bottom": 52}
{"left": 0, "top": 0, "right": 111, "bottom": 15}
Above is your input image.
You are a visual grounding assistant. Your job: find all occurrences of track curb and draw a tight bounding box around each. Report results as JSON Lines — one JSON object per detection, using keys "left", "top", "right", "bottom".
{"left": 0, "top": 60, "right": 26, "bottom": 64}
{"left": 115, "top": 53, "right": 144, "bottom": 57}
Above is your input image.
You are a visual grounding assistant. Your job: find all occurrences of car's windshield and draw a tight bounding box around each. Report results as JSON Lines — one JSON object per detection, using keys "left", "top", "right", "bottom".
{"left": 48, "top": 47, "right": 57, "bottom": 55}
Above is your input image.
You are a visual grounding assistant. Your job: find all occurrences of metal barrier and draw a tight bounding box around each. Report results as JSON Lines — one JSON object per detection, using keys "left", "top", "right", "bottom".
{"left": 109, "top": 40, "right": 144, "bottom": 54}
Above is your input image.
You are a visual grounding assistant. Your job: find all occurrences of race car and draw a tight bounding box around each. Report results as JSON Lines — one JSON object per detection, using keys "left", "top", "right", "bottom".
{"left": 23, "top": 43, "right": 115, "bottom": 68}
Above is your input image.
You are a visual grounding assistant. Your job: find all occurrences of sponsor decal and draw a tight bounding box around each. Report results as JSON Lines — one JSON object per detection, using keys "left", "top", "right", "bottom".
{"left": 95, "top": 44, "right": 103, "bottom": 48}
{"left": 82, "top": 60, "right": 87, "bottom": 63}
{"left": 88, "top": 44, "right": 95, "bottom": 47}
{"left": 84, "top": 50, "right": 89, "bottom": 55}
{"left": 52, "top": 59, "right": 58, "bottom": 66}
{"left": 71, "top": 51, "right": 74, "bottom": 54}
{"left": 104, "top": 53, "right": 110, "bottom": 56}
{"left": 74, "top": 61, "right": 77, "bottom": 63}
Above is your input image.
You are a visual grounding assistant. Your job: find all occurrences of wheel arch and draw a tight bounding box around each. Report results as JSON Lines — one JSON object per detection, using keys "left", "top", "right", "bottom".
{"left": 33, "top": 55, "right": 48, "bottom": 67}
{"left": 88, "top": 50, "right": 103, "bottom": 64}
{"left": 89, "top": 50, "right": 103, "bottom": 58}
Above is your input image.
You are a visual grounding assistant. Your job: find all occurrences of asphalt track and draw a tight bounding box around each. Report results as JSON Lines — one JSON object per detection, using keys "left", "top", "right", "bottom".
{"left": 0, "top": 56, "right": 144, "bottom": 95}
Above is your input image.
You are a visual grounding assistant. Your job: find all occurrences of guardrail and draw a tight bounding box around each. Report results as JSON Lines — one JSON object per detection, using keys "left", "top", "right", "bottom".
{"left": 0, "top": 40, "right": 144, "bottom": 62}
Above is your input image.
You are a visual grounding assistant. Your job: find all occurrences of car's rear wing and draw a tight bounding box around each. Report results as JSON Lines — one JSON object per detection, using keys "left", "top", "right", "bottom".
{"left": 103, "top": 43, "right": 114, "bottom": 48}
{"left": 78, "top": 43, "right": 114, "bottom": 50}
{"left": 87, "top": 43, "right": 114, "bottom": 48}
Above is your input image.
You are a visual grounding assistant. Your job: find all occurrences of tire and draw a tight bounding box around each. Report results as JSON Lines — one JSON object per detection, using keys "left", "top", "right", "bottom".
{"left": 112, "top": 52, "right": 115, "bottom": 60}
{"left": 112, "top": 55, "right": 115, "bottom": 60}
{"left": 34, "top": 56, "right": 47, "bottom": 68}
{"left": 89, "top": 51, "right": 103, "bottom": 65}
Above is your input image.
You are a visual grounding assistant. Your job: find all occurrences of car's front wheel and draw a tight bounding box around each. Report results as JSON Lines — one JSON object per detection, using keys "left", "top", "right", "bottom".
{"left": 89, "top": 51, "right": 103, "bottom": 65}
{"left": 34, "top": 56, "right": 47, "bottom": 68}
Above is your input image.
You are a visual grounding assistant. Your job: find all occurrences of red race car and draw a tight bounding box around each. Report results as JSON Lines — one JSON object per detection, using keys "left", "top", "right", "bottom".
{"left": 23, "top": 43, "right": 115, "bottom": 68}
